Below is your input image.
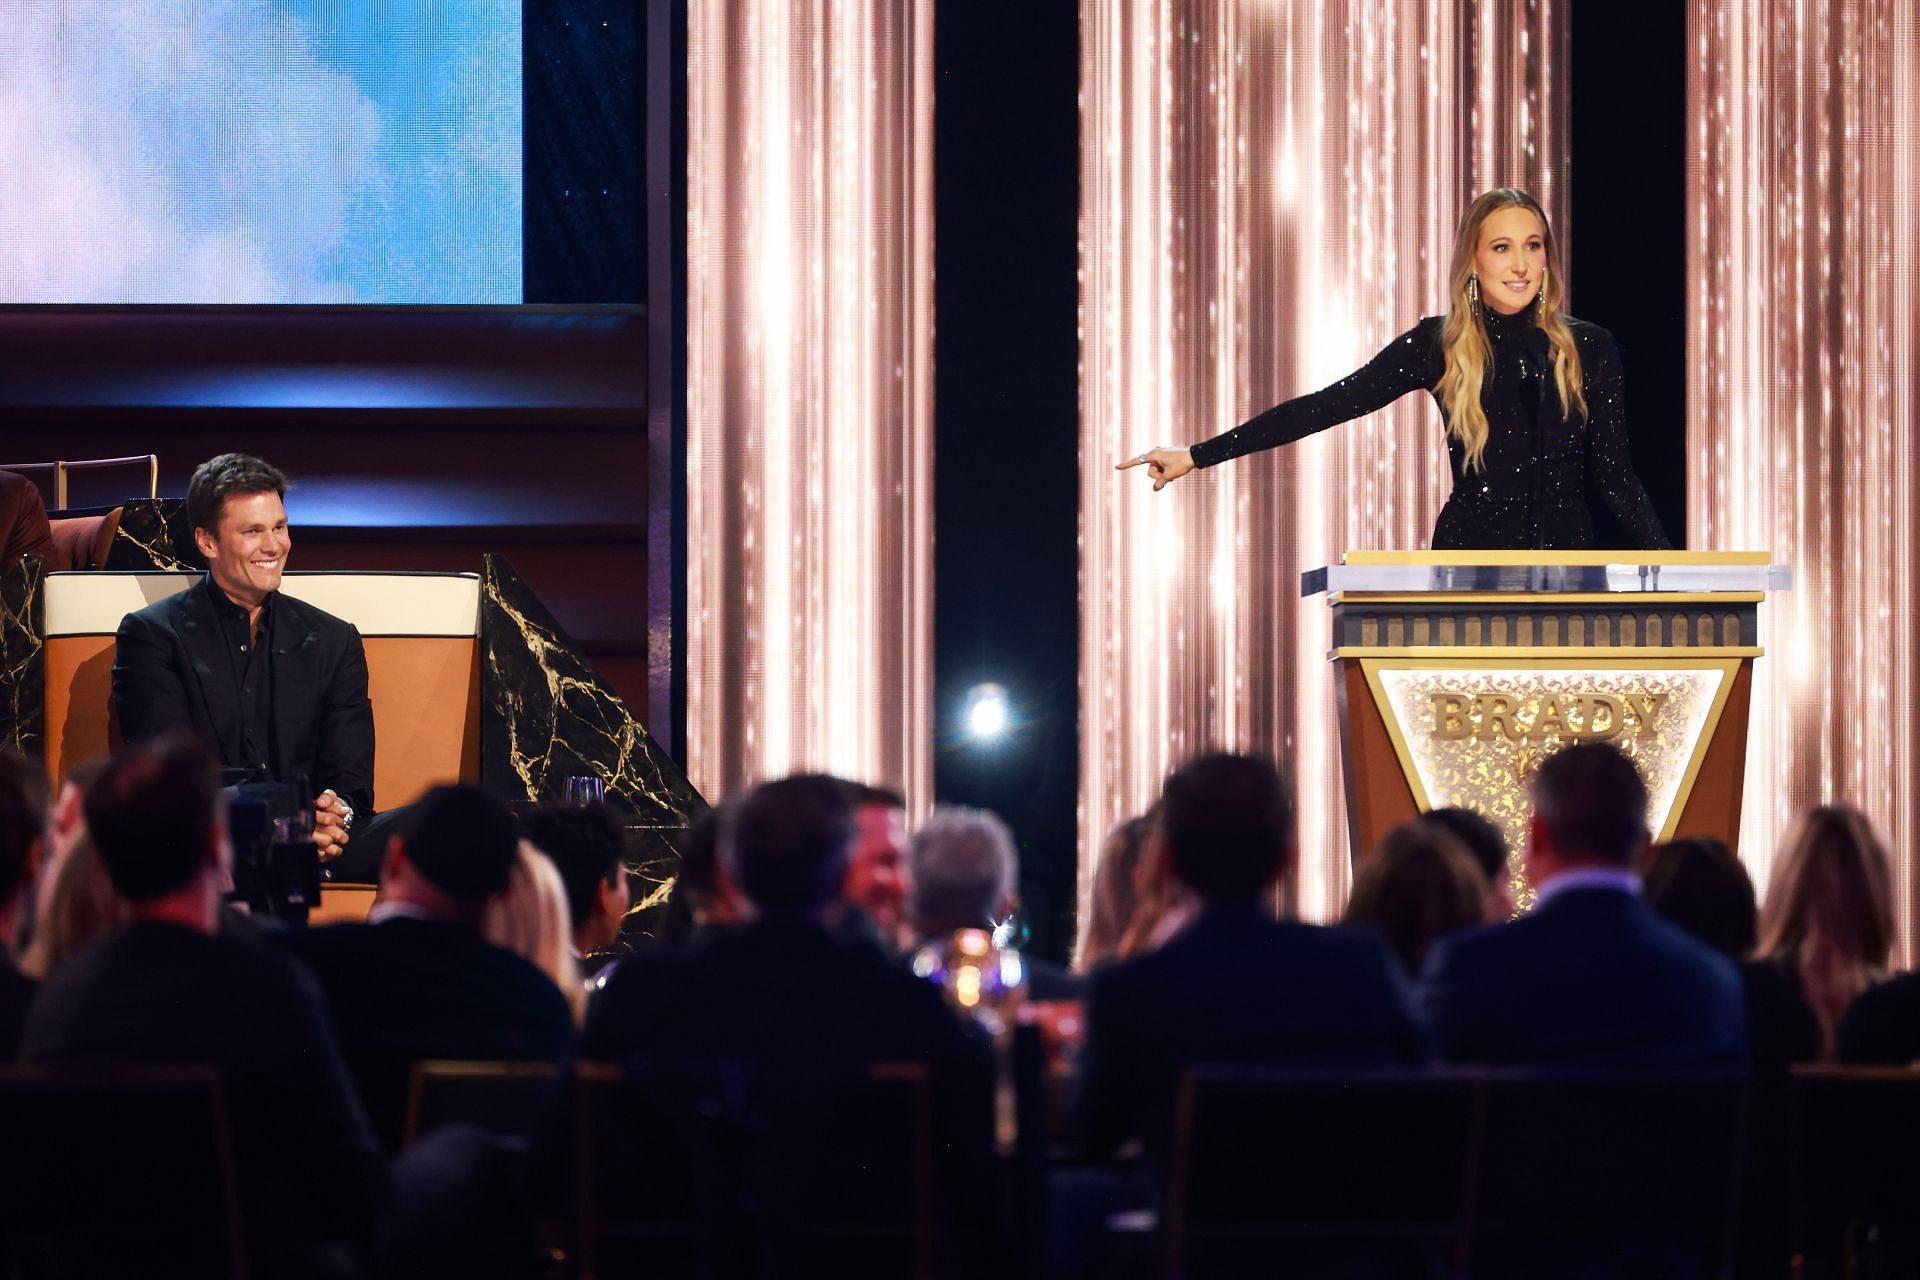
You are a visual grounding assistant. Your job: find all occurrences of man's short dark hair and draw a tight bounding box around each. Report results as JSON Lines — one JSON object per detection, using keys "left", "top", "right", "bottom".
{"left": 1161, "top": 753, "right": 1295, "bottom": 903}
{"left": 522, "top": 804, "right": 626, "bottom": 930}
{"left": 187, "top": 453, "right": 288, "bottom": 535}
{"left": 0, "top": 749, "right": 49, "bottom": 905}
{"left": 85, "top": 735, "right": 220, "bottom": 903}
{"left": 726, "top": 775, "right": 854, "bottom": 915}
{"left": 398, "top": 785, "right": 520, "bottom": 904}
{"left": 1643, "top": 836, "right": 1756, "bottom": 957}
{"left": 1531, "top": 742, "right": 1650, "bottom": 865}
{"left": 843, "top": 781, "right": 905, "bottom": 811}
{"left": 1425, "top": 807, "right": 1508, "bottom": 887}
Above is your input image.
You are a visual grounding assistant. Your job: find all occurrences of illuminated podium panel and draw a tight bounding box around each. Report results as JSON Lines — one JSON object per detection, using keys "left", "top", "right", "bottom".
{"left": 1303, "top": 552, "right": 1792, "bottom": 901}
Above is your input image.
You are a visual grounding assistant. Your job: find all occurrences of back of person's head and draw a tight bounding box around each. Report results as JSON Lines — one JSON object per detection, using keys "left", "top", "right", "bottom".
{"left": 910, "top": 806, "right": 1017, "bottom": 937}
{"left": 1425, "top": 807, "right": 1508, "bottom": 889}
{"left": 1759, "top": 806, "right": 1894, "bottom": 968}
{"left": 83, "top": 734, "right": 220, "bottom": 903}
{"left": 186, "top": 452, "right": 287, "bottom": 534}
{"left": 0, "top": 748, "right": 48, "bottom": 911}
{"left": 1161, "top": 753, "right": 1295, "bottom": 903}
{"left": 521, "top": 804, "right": 625, "bottom": 932}
{"left": 1643, "top": 836, "right": 1756, "bottom": 958}
{"left": 1078, "top": 813, "right": 1152, "bottom": 970}
{"left": 1530, "top": 742, "right": 1649, "bottom": 865}
{"left": 485, "top": 844, "right": 586, "bottom": 1025}
{"left": 1345, "top": 819, "right": 1487, "bottom": 976}
{"left": 396, "top": 785, "right": 520, "bottom": 906}
{"left": 724, "top": 774, "right": 854, "bottom": 917}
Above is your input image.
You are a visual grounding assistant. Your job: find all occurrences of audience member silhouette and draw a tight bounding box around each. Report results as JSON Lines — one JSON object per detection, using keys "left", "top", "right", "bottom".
{"left": 1426, "top": 805, "right": 1515, "bottom": 920}
{"left": 908, "top": 804, "right": 1085, "bottom": 1000}
{"left": 1757, "top": 805, "right": 1894, "bottom": 1058}
{"left": 1345, "top": 818, "right": 1487, "bottom": 978}
{"left": 19, "top": 734, "right": 387, "bottom": 1271}
{"left": 1114, "top": 811, "right": 1195, "bottom": 960}
{"left": 521, "top": 803, "right": 630, "bottom": 971}
{"left": 1420, "top": 743, "right": 1746, "bottom": 1066}
{"left": 0, "top": 749, "right": 47, "bottom": 1058}
{"left": 1643, "top": 836, "right": 1820, "bottom": 1069}
{"left": 288, "top": 784, "right": 575, "bottom": 1151}
{"left": 578, "top": 774, "right": 993, "bottom": 1270}
{"left": 1077, "top": 753, "right": 1429, "bottom": 1162}
{"left": 1076, "top": 813, "right": 1151, "bottom": 971}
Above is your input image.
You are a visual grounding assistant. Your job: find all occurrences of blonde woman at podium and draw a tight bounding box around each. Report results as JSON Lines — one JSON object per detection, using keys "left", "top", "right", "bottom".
{"left": 1117, "top": 188, "right": 1671, "bottom": 551}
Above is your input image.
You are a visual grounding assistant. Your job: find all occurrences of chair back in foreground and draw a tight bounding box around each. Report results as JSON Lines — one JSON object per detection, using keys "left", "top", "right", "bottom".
{"left": 402, "top": 1059, "right": 560, "bottom": 1149}
{"left": 1472, "top": 1071, "right": 1748, "bottom": 1277}
{"left": 1790, "top": 1065, "right": 1920, "bottom": 1278}
{"left": 0, "top": 1065, "right": 246, "bottom": 1280}
{"left": 1165, "top": 1067, "right": 1483, "bottom": 1277}
{"left": 573, "top": 1058, "right": 935, "bottom": 1280}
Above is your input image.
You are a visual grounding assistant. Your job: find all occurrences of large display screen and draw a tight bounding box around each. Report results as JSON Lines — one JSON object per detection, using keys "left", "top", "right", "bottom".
{"left": 0, "top": 0, "right": 522, "bottom": 303}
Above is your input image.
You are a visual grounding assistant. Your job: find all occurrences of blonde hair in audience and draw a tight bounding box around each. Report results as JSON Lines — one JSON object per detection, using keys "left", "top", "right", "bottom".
{"left": 1758, "top": 805, "right": 1895, "bottom": 1057}
{"left": 1077, "top": 814, "right": 1152, "bottom": 971}
{"left": 486, "top": 843, "right": 587, "bottom": 1026}
{"left": 21, "top": 831, "right": 125, "bottom": 980}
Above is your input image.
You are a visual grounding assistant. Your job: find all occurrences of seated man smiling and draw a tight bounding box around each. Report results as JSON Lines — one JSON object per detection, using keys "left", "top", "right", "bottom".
{"left": 111, "top": 453, "right": 377, "bottom": 876}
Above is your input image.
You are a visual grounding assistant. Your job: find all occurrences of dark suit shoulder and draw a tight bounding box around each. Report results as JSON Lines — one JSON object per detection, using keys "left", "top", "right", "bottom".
{"left": 1838, "top": 970, "right": 1920, "bottom": 1064}
{"left": 273, "top": 590, "right": 362, "bottom": 642}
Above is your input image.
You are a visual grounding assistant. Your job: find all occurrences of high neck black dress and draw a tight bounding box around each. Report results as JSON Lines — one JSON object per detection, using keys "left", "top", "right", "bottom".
{"left": 1186, "top": 307, "right": 1671, "bottom": 550}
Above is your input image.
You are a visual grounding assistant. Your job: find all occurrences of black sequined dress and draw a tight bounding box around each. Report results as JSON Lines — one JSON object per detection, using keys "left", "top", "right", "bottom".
{"left": 1187, "top": 307, "right": 1672, "bottom": 550}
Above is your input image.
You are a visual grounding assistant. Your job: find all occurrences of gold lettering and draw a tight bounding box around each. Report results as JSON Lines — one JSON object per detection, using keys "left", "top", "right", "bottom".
{"left": 1476, "top": 693, "right": 1520, "bottom": 742}
{"left": 1532, "top": 695, "right": 1569, "bottom": 740}
{"left": 1624, "top": 693, "right": 1665, "bottom": 740}
{"left": 1582, "top": 694, "right": 1624, "bottom": 741}
{"left": 1430, "top": 693, "right": 1471, "bottom": 741}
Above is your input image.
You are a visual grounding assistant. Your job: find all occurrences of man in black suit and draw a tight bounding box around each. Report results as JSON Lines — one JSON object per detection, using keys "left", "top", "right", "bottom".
{"left": 0, "top": 469, "right": 54, "bottom": 570}
{"left": 0, "top": 749, "right": 47, "bottom": 1059}
{"left": 111, "top": 452, "right": 372, "bottom": 874}
{"left": 580, "top": 775, "right": 994, "bottom": 1269}
{"left": 1420, "top": 742, "right": 1746, "bottom": 1067}
{"left": 1077, "top": 753, "right": 1430, "bottom": 1161}
{"left": 19, "top": 735, "right": 387, "bottom": 1271}
{"left": 287, "top": 784, "right": 575, "bottom": 1151}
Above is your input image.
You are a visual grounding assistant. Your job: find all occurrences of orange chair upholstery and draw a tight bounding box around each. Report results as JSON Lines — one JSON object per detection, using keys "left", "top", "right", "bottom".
{"left": 40, "top": 571, "right": 481, "bottom": 807}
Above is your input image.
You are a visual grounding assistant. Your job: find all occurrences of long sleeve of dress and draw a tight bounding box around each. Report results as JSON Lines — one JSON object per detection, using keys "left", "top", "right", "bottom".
{"left": 1581, "top": 333, "right": 1673, "bottom": 550}
{"left": 1188, "top": 319, "right": 1440, "bottom": 469}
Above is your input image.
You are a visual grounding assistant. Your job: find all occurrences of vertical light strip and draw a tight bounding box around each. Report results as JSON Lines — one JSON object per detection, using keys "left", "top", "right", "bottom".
{"left": 1079, "top": 1, "right": 1565, "bottom": 932}
{"left": 1687, "top": 0, "right": 1920, "bottom": 959}
{"left": 687, "top": 2, "right": 936, "bottom": 809}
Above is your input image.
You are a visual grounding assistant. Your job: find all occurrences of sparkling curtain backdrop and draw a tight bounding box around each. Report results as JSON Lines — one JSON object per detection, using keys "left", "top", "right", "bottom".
{"left": 1078, "top": 1, "right": 1567, "bottom": 927}
{"left": 686, "top": 2, "right": 935, "bottom": 805}
{"left": 1687, "top": 0, "right": 1920, "bottom": 958}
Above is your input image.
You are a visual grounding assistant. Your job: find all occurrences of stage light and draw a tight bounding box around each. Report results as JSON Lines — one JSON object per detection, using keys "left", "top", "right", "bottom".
{"left": 965, "top": 683, "right": 1012, "bottom": 742}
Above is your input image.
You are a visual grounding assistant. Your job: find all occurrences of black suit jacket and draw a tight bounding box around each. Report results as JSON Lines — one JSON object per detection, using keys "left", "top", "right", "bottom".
{"left": 1077, "top": 902, "right": 1431, "bottom": 1159}
{"left": 112, "top": 576, "right": 375, "bottom": 816}
{"left": 287, "top": 916, "right": 576, "bottom": 1151}
{"left": 0, "top": 953, "right": 34, "bottom": 1061}
{"left": 1837, "top": 969, "right": 1920, "bottom": 1064}
{"left": 1420, "top": 886, "right": 1747, "bottom": 1068}
{"left": 0, "top": 470, "right": 54, "bottom": 569}
{"left": 19, "top": 920, "right": 388, "bottom": 1265}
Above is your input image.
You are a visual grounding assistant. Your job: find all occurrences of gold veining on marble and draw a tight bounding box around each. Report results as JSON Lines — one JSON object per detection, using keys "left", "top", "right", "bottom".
{"left": 0, "top": 554, "right": 46, "bottom": 758}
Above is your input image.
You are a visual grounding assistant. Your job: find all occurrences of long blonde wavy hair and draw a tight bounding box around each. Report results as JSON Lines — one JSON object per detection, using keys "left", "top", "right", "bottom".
{"left": 1435, "top": 188, "right": 1585, "bottom": 473}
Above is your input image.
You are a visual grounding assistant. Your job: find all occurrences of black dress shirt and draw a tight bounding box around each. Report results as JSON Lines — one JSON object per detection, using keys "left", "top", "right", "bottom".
{"left": 205, "top": 580, "right": 277, "bottom": 778}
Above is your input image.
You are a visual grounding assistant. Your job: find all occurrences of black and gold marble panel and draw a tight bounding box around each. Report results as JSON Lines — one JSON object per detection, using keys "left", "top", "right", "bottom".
{"left": 0, "top": 554, "right": 45, "bottom": 760}
{"left": 103, "top": 499, "right": 204, "bottom": 571}
{"left": 480, "top": 555, "right": 707, "bottom": 945}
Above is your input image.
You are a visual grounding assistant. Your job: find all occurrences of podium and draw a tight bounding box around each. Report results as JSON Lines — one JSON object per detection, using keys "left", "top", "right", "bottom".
{"left": 1304, "top": 551, "right": 1791, "bottom": 901}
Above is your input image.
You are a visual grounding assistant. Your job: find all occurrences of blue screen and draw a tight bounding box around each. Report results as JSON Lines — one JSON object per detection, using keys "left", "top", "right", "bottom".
{"left": 0, "top": 0, "right": 522, "bottom": 303}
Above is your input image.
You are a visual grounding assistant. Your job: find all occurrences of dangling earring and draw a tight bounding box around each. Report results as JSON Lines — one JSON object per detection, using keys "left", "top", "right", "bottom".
{"left": 1536, "top": 267, "right": 1548, "bottom": 322}
{"left": 1467, "top": 273, "right": 1481, "bottom": 316}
